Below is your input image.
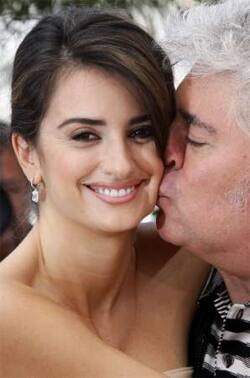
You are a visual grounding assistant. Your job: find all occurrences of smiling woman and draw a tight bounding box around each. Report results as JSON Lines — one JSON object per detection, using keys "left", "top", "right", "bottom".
{"left": 29, "top": 66, "right": 164, "bottom": 233}
{"left": 0, "top": 6, "right": 208, "bottom": 378}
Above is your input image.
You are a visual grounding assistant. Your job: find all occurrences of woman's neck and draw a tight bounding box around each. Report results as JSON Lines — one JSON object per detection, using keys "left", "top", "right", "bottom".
{"left": 32, "top": 214, "right": 137, "bottom": 320}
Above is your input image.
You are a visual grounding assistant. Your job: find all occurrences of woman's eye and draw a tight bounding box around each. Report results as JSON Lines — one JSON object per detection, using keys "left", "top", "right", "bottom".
{"left": 72, "top": 132, "right": 100, "bottom": 142}
{"left": 129, "top": 126, "right": 155, "bottom": 142}
{"left": 186, "top": 136, "right": 206, "bottom": 148}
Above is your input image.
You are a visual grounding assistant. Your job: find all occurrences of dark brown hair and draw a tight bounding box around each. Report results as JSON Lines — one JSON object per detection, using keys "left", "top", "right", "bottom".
{"left": 11, "top": 7, "right": 175, "bottom": 156}
{"left": 0, "top": 122, "right": 10, "bottom": 148}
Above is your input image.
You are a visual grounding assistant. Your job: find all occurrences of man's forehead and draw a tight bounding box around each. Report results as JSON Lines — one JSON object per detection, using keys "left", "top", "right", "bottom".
{"left": 176, "top": 75, "right": 212, "bottom": 100}
{"left": 176, "top": 73, "right": 236, "bottom": 100}
{"left": 175, "top": 74, "right": 239, "bottom": 133}
{"left": 176, "top": 76, "right": 216, "bottom": 128}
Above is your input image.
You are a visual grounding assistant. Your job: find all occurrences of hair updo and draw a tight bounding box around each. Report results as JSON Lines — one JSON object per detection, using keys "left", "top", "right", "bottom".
{"left": 11, "top": 7, "right": 175, "bottom": 157}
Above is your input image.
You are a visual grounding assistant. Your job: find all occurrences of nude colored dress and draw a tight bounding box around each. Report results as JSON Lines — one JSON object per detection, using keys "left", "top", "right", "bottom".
{"left": 163, "top": 367, "right": 193, "bottom": 377}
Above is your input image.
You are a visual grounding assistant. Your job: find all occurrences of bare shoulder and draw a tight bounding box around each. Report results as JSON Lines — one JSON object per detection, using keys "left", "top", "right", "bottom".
{"left": 0, "top": 278, "right": 163, "bottom": 378}
{"left": 0, "top": 278, "right": 89, "bottom": 376}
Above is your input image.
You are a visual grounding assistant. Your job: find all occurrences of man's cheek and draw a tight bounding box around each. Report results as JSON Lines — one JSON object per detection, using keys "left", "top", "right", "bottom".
{"left": 224, "top": 178, "right": 250, "bottom": 212}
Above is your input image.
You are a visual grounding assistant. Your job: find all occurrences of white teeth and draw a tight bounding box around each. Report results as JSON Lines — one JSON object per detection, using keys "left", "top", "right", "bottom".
{"left": 104, "top": 188, "right": 110, "bottom": 196}
{"left": 94, "top": 186, "right": 135, "bottom": 197}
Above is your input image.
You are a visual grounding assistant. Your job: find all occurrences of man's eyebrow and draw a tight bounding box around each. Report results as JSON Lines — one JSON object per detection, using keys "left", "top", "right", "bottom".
{"left": 57, "top": 117, "right": 106, "bottom": 129}
{"left": 179, "top": 108, "right": 217, "bottom": 134}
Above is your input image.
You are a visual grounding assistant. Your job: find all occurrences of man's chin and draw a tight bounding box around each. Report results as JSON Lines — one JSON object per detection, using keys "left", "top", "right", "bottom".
{"left": 156, "top": 209, "right": 172, "bottom": 242}
{"left": 156, "top": 209, "right": 183, "bottom": 246}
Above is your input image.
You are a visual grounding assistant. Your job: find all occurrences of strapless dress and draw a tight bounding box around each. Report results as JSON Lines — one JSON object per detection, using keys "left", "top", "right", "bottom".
{"left": 163, "top": 367, "right": 193, "bottom": 377}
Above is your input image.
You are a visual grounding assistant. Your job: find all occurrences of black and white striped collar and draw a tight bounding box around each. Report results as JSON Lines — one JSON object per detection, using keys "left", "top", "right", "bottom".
{"left": 214, "top": 284, "right": 231, "bottom": 319}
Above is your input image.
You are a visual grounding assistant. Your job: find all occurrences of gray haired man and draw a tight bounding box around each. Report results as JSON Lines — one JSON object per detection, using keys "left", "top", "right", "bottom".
{"left": 157, "top": 0, "right": 250, "bottom": 376}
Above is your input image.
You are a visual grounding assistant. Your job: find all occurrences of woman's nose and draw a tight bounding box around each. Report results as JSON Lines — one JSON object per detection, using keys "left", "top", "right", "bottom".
{"left": 165, "top": 122, "right": 186, "bottom": 171}
{"left": 102, "top": 140, "right": 135, "bottom": 179}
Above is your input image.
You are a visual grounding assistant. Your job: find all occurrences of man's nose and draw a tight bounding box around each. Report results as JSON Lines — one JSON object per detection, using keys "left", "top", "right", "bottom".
{"left": 165, "top": 124, "right": 186, "bottom": 171}
{"left": 102, "top": 140, "right": 135, "bottom": 179}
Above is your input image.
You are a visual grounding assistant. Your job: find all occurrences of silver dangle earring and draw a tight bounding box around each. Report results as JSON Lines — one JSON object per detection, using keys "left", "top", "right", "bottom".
{"left": 31, "top": 179, "right": 39, "bottom": 203}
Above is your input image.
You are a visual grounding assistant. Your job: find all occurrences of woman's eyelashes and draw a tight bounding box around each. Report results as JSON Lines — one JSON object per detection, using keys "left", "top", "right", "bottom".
{"left": 128, "top": 125, "right": 155, "bottom": 143}
{"left": 70, "top": 125, "right": 155, "bottom": 144}
{"left": 72, "top": 130, "right": 100, "bottom": 142}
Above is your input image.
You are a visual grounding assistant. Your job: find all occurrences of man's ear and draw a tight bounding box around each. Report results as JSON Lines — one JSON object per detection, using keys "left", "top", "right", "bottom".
{"left": 11, "top": 133, "right": 41, "bottom": 182}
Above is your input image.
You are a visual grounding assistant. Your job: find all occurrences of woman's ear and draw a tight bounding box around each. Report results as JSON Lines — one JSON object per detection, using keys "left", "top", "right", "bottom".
{"left": 11, "top": 133, "right": 41, "bottom": 182}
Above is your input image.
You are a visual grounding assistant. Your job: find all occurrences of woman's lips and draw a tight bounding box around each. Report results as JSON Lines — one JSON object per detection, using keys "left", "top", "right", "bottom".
{"left": 85, "top": 180, "right": 146, "bottom": 204}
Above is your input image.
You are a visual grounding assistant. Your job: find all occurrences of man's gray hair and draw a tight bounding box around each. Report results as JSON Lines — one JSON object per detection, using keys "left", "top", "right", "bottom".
{"left": 162, "top": 0, "right": 250, "bottom": 132}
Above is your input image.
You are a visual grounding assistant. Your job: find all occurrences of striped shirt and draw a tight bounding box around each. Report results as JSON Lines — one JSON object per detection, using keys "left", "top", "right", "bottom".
{"left": 201, "top": 281, "right": 250, "bottom": 377}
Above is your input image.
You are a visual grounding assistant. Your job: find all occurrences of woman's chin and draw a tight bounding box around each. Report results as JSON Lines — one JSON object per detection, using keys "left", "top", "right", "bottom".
{"left": 97, "top": 211, "right": 153, "bottom": 234}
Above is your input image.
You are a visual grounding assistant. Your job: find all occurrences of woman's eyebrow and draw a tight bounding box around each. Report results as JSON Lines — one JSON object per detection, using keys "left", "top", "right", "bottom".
{"left": 129, "top": 114, "right": 151, "bottom": 126}
{"left": 57, "top": 117, "right": 106, "bottom": 129}
{"left": 57, "top": 114, "right": 151, "bottom": 129}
